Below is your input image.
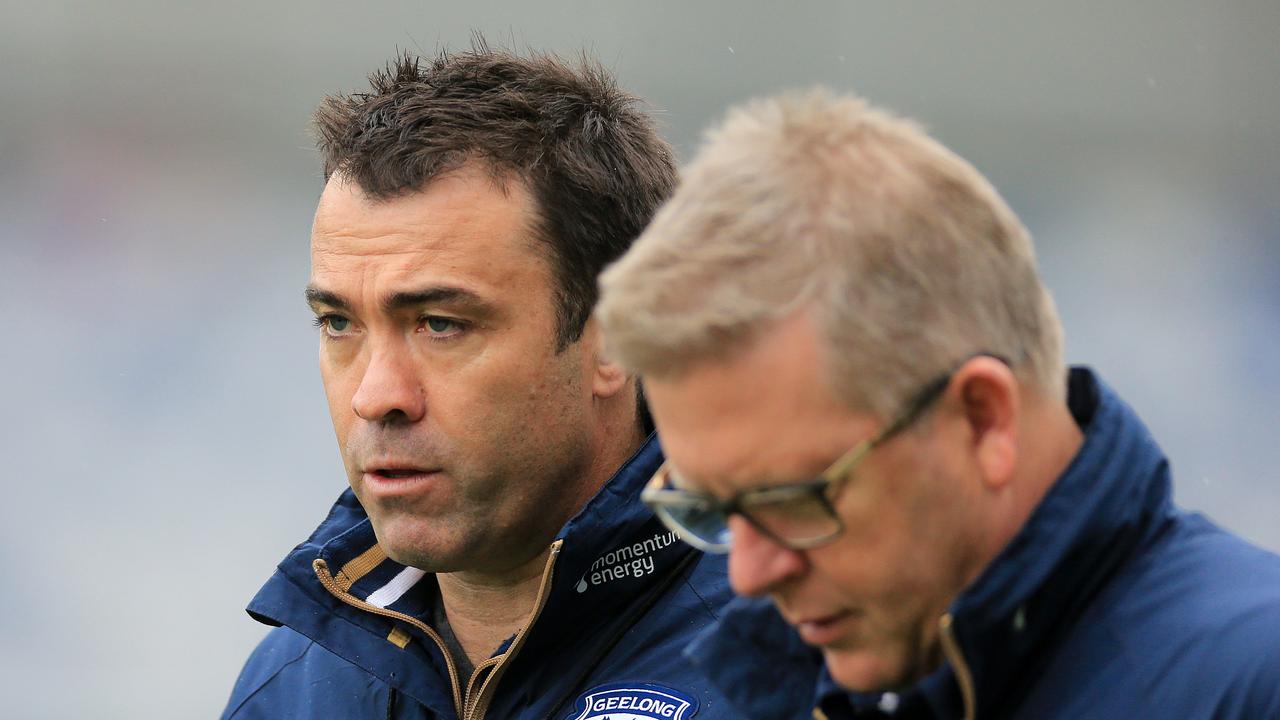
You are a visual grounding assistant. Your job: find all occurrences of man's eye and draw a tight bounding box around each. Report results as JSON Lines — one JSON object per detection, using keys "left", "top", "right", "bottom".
{"left": 420, "top": 316, "right": 463, "bottom": 336}
{"left": 313, "top": 315, "right": 353, "bottom": 336}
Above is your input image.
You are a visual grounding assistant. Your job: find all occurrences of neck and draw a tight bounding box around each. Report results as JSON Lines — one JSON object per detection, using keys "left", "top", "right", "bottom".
{"left": 436, "top": 548, "right": 552, "bottom": 668}
{"left": 989, "top": 390, "right": 1086, "bottom": 559}
{"left": 580, "top": 390, "right": 648, "bottom": 504}
{"left": 1024, "top": 393, "right": 1086, "bottom": 506}
{"left": 554, "top": 382, "right": 648, "bottom": 533}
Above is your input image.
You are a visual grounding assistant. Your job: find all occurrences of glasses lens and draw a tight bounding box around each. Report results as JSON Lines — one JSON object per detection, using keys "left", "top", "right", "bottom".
{"left": 648, "top": 496, "right": 732, "bottom": 552}
{"left": 742, "top": 491, "right": 841, "bottom": 548}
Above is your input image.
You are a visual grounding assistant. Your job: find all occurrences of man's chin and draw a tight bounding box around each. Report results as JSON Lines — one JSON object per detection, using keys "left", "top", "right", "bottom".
{"left": 822, "top": 646, "right": 907, "bottom": 694}
{"left": 369, "top": 518, "right": 465, "bottom": 572}
{"left": 377, "top": 540, "right": 428, "bottom": 569}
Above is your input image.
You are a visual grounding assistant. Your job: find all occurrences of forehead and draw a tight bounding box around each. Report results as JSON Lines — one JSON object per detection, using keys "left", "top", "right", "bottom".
{"left": 646, "top": 312, "right": 877, "bottom": 493}
{"left": 310, "top": 166, "right": 552, "bottom": 296}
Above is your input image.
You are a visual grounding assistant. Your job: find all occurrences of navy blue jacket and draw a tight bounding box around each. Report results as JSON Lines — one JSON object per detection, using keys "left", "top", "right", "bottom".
{"left": 689, "top": 368, "right": 1280, "bottom": 719}
{"left": 223, "top": 436, "right": 819, "bottom": 720}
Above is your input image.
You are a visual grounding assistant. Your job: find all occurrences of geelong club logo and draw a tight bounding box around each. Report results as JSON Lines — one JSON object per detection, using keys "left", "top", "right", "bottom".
{"left": 569, "top": 683, "right": 699, "bottom": 720}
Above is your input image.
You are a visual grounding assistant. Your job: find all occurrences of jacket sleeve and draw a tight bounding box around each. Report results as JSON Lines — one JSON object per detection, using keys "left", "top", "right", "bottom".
{"left": 1235, "top": 618, "right": 1280, "bottom": 719}
{"left": 1202, "top": 596, "right": 1280, "bottom": 720}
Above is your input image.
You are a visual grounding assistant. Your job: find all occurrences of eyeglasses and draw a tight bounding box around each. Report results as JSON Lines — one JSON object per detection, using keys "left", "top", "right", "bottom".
{"left": 641, "top": 367, "right": 958, "bottom": 554}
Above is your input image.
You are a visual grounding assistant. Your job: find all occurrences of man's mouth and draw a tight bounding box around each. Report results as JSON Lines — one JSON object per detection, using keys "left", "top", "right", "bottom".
{"left": 361, "top": 464, "right": 442, "bottom": 496}
{"left": 792, "top": 610, "right": 856, "bottom": 646}
{"left": 372, "top": 468, "right": 427, "bottom": 479}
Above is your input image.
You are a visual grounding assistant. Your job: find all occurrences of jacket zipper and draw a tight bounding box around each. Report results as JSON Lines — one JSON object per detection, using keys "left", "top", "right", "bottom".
{"left": 464, "top": 656, "right": 502, "bottom": 710}
{"left": 937, "top": 613, "right": 976, "bottom": 720}
{"left": 313, "top": 558, "right": 465, "bottom": 718}
{"left": 463, "top": 540, "right": 562, "bottom": 720}
{"left": 315, "top": 540, "right": 563, "bottom": 720}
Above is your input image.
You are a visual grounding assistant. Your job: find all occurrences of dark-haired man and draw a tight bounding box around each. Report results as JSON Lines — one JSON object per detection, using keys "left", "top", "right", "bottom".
{"left": 221, "top": 48, "right": 815, "bottom": 720}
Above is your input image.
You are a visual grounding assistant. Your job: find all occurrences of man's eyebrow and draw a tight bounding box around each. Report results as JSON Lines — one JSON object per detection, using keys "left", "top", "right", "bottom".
{"left": 382, "top": 287, "right": 489, "bottom": 315}
{"left": 305, "top": 286, "right": 350, "bottom": 312}
{"left": 305, "top": 284, "right": 492, "bottom": 315}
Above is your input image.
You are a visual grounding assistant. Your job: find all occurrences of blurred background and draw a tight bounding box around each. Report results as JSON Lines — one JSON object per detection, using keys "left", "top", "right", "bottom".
{"left": 1, "top": 1, "right": 1277, "bottom": 716}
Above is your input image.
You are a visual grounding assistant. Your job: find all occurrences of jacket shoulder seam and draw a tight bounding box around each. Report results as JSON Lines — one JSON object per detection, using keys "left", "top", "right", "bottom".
{"left": 224, "top": 636, "right": 315, "bottom": 719}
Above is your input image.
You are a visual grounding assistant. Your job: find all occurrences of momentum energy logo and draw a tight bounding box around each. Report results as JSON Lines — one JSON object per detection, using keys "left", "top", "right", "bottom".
{"left": 575, "top": 531, "right": 678, "bottom": 593}
{"left": 570, "top": 683, "right": 698, "bottom": 720}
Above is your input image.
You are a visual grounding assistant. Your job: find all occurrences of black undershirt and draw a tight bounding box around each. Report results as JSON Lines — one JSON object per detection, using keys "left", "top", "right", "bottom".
{"left": 432, "top": 591, "right": 477, "bottom": 683}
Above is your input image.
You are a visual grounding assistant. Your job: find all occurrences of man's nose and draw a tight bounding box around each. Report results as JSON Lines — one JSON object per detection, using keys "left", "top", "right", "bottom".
{"left": 727, "top": 515, "right": 807, "bottom": 597}
{"left": 351, "top": 341, "right": 426, "bottom": 423}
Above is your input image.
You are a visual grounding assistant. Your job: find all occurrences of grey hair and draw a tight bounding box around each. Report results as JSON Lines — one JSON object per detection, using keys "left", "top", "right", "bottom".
{"left": 597, "top": 88, "right": 1064, "bottom": 417}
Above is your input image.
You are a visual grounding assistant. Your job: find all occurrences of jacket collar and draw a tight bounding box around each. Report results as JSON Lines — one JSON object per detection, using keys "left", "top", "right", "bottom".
{"left": 692, "top": 368, "right": 1176, "bottom": 719}
{"left": 244, "top": 433, "right": 698, "bottom": 716}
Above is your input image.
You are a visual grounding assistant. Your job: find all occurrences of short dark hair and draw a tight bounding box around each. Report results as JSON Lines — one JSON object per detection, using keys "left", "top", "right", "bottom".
{"left": 312, "top": 43, "right": 678, "bottom": 349}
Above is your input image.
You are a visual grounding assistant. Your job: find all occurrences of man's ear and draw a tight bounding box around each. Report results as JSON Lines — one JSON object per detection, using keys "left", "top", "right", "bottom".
{"left": 952, "top": 356, "right": 1020, "bottom": 489}
{"left": 580, "top": 317, "right": 630, "bottom": 400}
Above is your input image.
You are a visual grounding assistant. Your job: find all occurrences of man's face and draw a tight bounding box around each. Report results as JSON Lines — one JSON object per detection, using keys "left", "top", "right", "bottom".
{"left": 644, "top": 312, "right": 978, "bottom": 691}
{"left": 308, "top": 165, "right": 600, "bottom": 575}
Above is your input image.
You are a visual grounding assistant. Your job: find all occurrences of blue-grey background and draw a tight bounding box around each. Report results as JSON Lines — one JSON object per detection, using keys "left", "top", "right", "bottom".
{"left": 1, "top": 1, "right": 1277, "bottom": 717}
